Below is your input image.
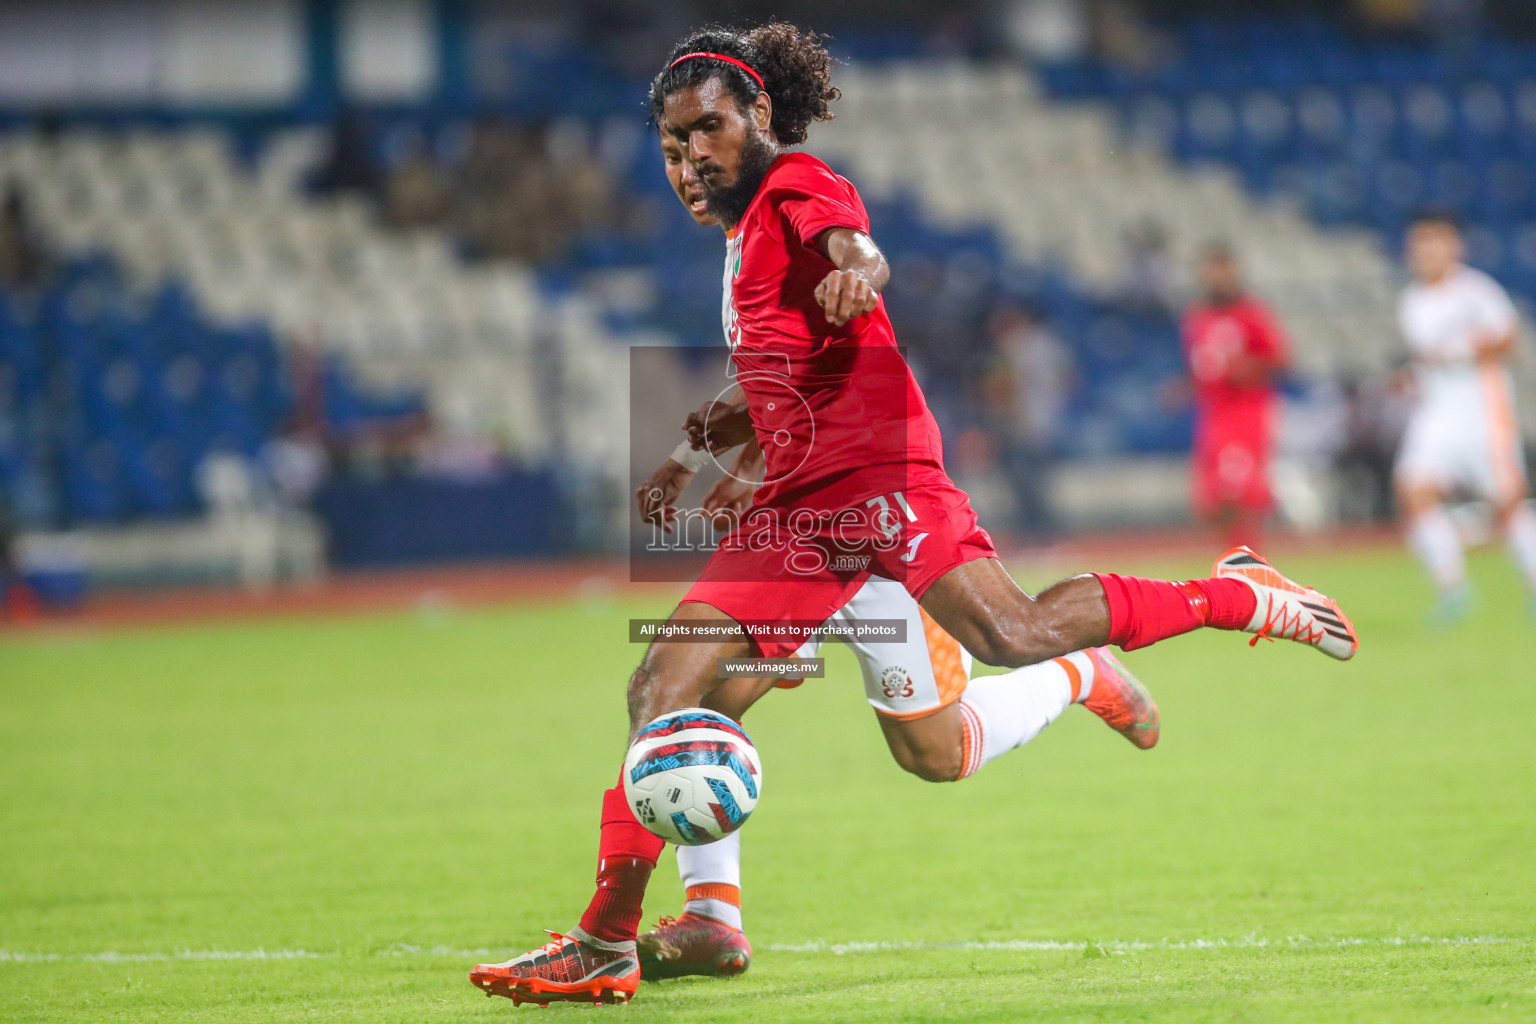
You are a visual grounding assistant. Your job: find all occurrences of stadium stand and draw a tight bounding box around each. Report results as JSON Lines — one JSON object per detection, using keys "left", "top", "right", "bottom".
{"left": 11, "top": 20, "right": 1502, "bottom": 555}
{"left": 1040, "top": 16, "right": 1536, "bottom": 353}
{"left": 818, "top": 60, "right": 1403, "bottom": 382}
{"left": 0, "top": 125, "right": 632, "bottom": 537}
{"left": 0, "top": 248, "right": 292, "bottom": 527}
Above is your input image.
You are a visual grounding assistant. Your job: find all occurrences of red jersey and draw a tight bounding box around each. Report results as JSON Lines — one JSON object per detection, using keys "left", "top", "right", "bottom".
{"left": 682, "top": 154, "right": 996, "bottom": 626}
{"left": 1182, "top": 295, "right": 1288, "bottom": 419}
{"left": 722, "top": 152, "right": 946, "bottom": 513}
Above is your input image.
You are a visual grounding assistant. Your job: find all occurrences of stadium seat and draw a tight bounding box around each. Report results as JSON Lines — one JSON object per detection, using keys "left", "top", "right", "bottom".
{"left": 1042, "top": 13, "right": 1536, "bottom": 322}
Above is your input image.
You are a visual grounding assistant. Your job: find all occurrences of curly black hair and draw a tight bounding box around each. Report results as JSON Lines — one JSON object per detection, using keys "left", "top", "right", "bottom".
{"left": 648, "top": 22, "right": 839, "bottom": 147}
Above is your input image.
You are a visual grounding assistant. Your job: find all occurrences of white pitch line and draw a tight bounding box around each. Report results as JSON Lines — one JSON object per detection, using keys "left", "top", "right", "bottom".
{"left": 764, "top": 935, "right": 1527, "bottom": 955}
{"left": 2, "top": 935, "right": 1525, "bottom": 965}
{"left": 0, "top": 949, "right": 334, "bottom": 963}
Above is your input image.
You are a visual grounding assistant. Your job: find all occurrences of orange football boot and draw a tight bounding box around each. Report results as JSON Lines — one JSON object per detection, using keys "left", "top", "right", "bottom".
{"left": 470, "top": 928, "right": 639, "bottom": 1006}
{"left": 1083, "top": 647, "right": 1160, "bottom": 749}
{"left": 1212, "top": 547, "right": 1358, "bottom": 661}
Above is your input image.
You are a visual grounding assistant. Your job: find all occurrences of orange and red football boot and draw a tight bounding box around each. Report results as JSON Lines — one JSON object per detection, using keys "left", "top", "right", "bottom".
{"left": 470, "top": 927, "right": 639, "bottom": 1006}
{"left": 637, "top": 912, "right": 752, "bottom": 980}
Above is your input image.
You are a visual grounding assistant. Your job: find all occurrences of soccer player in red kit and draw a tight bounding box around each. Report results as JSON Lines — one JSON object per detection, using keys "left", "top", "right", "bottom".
{"left": 627, "top": 93, "right": 1170, "bottom": 982}
{"left": 1183, "top": 243, "right": 1291, "bottom": 549}
{"left": 469, "top": 24, "right": 1356, "bottom": 1007}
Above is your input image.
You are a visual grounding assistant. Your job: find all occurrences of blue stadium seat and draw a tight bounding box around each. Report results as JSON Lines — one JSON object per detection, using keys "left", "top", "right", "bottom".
{"left": 1041, "top": 16, "right": 1536, "bottom": 304}
{"left": 60, "top": 440, "right": 125, "bottom": 524}
{"left": 0, "top": 249, "right": 322, "bottom": 526}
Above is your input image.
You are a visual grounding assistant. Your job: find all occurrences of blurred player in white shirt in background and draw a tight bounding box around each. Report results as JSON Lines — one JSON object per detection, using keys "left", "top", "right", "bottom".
{"left": 1395, "top": 210, "right": 1536, "bottom": 622}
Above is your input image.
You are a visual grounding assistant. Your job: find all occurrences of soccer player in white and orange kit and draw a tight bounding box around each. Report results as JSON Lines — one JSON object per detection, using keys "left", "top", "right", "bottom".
{"left": 1395, "top": 211, "right": 1536, "bottom": 623}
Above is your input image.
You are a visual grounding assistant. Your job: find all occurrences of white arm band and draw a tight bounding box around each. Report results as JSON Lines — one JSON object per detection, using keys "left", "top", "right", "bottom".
{"left": 670, "top": 441, "right": 712, "bottom": 473}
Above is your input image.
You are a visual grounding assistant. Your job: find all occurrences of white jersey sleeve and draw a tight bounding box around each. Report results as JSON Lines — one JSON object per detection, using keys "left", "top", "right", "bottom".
{"left": 1400, "top": 265, "right": 1518, "bottom": 369}
{"left": 1469, "top": 268, "right": 1518, "bottom": 340}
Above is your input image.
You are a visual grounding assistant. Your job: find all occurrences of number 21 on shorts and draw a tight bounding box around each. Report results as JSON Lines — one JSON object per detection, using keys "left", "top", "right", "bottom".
{"left": 865, "top": 491, "right": 930, "bottom": 563}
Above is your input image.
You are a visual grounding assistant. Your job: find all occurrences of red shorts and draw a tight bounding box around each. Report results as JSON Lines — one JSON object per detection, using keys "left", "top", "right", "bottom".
{"left": 1193, "top": 402, "right": 1278, "bottom": 517}
{"left": 681, "top": 481, "right": 996, "bottom": 658}
{"left": 1192, "top": 433, "right": 1274, "bottom": 516}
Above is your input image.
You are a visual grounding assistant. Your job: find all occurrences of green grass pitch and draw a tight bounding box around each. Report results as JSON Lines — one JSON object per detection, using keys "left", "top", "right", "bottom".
{"left": 3, "top": 547, "right": 1534, "bottom": 1022}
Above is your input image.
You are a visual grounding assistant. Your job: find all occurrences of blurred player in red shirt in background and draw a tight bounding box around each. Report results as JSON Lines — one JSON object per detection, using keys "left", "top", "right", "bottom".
{"left": 1183, "top": 243, "right": 1291, "bottom": 549}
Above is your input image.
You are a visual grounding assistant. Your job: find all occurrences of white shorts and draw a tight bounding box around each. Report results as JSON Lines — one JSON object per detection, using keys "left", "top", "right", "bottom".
{"left": 1394, "top": 405, "right": 1528, "bottom": 505}
{"left": 792, "top": 576, "right": 972, "bottom": 720}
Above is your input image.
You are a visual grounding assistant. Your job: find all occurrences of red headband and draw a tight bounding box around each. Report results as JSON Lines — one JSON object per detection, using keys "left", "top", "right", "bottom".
{"left": 667, "top": 51, "right": 764, "bottom": 90}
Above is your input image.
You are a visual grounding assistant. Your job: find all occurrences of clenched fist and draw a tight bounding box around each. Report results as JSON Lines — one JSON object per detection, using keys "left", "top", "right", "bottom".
{"left": 814, "top": 269, "right": 878, "bottom": 326}
{"left": 684, "top": 398, "right": 755, "bottom": 454}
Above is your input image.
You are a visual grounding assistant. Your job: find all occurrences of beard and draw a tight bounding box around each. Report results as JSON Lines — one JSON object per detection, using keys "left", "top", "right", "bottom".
{"left": 699, "top": 130, "right": 778, "bottom": 228}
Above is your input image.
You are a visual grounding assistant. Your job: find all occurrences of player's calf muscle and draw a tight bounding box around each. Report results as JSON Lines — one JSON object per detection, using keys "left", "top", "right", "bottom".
{"left": 924, "top": 566, "right": 1110, "bottom": 668}
{"left": 894, "top": 748, "right": 963, "bottom": 783}
{"left": 1000, "top": 581, "right": 1109, "bottom": 664}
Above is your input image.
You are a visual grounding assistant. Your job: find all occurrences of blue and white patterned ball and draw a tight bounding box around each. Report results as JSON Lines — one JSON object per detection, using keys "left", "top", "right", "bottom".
{"left": 622, "top": 708, "right": 763, "bottom": 846}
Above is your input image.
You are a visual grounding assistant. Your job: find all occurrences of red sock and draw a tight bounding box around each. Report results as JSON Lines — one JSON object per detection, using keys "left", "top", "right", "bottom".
{"left": 1093, "top": 574, "right": 1257, "bottom": 651}
{"left": 1192, "top": 577, "right": 1259, "bottom": 631}
{"left": 576, "top": 772, "right": 665, "bottom": 944}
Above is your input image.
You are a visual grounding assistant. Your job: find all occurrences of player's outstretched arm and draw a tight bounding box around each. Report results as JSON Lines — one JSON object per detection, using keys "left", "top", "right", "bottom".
{"left": 637, "top": 386, "right": 747, "bottom": 531}
{"left": 641, "top": 387, "right": 762, "bottom": 530}
{"left": 814, "top": 228, "right": 888, "bottom": 326}
{"left": 636, "top": 458, "right": 696, "bottom": 533}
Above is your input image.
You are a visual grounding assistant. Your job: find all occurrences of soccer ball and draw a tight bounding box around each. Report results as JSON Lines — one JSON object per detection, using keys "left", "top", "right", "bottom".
{"left": 623, "top": 708, "right": 762, "bottom": 846}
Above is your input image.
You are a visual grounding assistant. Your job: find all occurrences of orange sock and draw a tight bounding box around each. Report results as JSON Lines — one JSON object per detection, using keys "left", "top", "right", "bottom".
{"left": 684, "top": 882, "right": 742, "bottom": 929}
{"left": 685, "top": 882, "right": 740, "bottom": 906}
{"left": 1054, "top": 655, "right": 1085, "bottom": 702}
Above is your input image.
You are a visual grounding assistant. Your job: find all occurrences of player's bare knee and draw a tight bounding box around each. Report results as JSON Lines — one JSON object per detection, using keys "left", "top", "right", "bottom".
{"left": 954, "top": 594, "right": 1071, "bottom": 667}
{"left": 955, "top": 623, "right": 1011, "bottom": 667}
